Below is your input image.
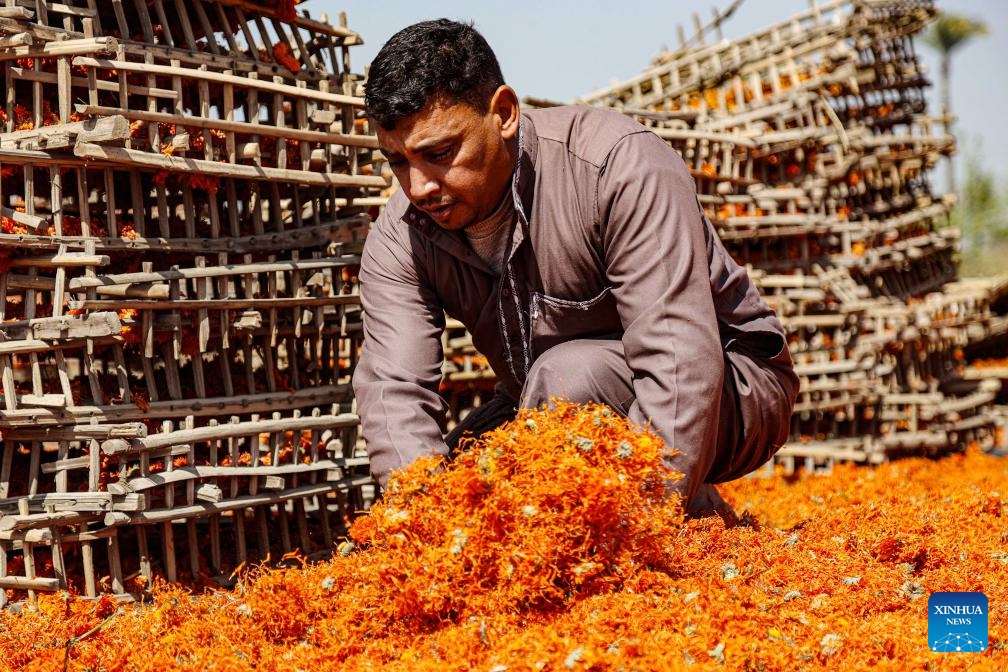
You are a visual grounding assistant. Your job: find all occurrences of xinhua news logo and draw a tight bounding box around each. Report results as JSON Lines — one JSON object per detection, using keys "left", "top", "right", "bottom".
{"left": 928, "top": 592, "right": 988, "bottom": 652}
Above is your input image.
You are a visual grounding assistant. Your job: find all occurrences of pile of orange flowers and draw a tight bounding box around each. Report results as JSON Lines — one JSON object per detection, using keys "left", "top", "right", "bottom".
{"left": 972, "top": 358, "right": 1008, "bottom": 369}
{"left": 0, "top": 402, "right": 1004, "bottom": 671}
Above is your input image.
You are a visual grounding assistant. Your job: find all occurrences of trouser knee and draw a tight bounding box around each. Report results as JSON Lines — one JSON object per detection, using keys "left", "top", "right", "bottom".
{"left": 520, "top": 339, "right": 633, "bottom": 413}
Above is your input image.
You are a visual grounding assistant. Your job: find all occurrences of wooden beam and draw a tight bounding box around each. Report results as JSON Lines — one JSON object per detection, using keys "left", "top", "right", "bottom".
{"left": 102, "top": 412, "right": 359, "bottom": 453}
{"left": 73, "top": 56, "right": 364, "bottom": 107}
{"left": 75, "top": 103, "right": 379, "bottom": 148}
{"left": 74, "top": 142, "right": 388, "bottom": 189}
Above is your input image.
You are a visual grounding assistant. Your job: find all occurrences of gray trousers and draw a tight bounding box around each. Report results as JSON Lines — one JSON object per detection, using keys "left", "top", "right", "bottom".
{"left": 447, "top": 338, "right": 794, "bottom": 486}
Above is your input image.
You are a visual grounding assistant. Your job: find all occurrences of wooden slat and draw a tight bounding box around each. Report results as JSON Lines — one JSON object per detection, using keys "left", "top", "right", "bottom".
{"left": 0, "top": 384, "right": 353, "bottom": 429}
{"left": 69, "top": 255, "right": 362, "bottom": 289}
{"left": 102, "top": 412, "right": 358, "bottom": 453}
{"left": 73, "top": 56, "right": 364, "bottom": 107}
{"left": 74, "top": 142, "right": 387, "bottom": 188}
{"left": 110, "top": 461, "right": 345, "bottom": 493}
{"left": 74, "top": 103, "right": 378, "bottom": 147}
{"left": 0, "top": 35, "right": 117, "bottom": 60}
{"left": 111, "top": 481, "right": 339, "bottom": 524}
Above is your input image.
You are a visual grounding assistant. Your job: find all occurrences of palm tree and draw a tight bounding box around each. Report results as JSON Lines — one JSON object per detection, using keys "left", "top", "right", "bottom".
{"left": 923, "top": 14, "right": 988, "bottom": 195}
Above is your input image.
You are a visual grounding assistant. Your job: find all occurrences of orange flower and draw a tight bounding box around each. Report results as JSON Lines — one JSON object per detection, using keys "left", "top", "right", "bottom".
{"left": 0, "top": 216, "right": 27, "bottom": 235}
{"left": 0, "top": 405, "right": 1005, "bottom": 671}
{"left": 272, "top": 42, "right": 301, "bottom": 73}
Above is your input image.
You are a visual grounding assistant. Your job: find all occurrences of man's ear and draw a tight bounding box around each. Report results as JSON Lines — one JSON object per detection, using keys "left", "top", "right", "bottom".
{"left": 490, "top": 85, "right": 520, "bottom": 140}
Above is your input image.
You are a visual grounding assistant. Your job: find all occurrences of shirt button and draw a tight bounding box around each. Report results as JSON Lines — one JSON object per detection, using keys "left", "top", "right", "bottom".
{"left": 501, "top": 287, "right": 511, "bottom": 298}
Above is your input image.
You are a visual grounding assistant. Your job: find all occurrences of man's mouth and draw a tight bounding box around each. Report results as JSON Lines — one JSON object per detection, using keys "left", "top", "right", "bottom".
{"left": 425, "top": 202, "right": 454, "bottom": 222}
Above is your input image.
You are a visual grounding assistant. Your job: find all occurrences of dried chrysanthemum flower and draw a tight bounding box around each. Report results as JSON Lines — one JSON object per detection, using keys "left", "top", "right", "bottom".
{"left": 350, "top": 400, "right": 685, "bottom": 620}
{"left": 2, "top": 407, "right": 1006, "bottom": 672}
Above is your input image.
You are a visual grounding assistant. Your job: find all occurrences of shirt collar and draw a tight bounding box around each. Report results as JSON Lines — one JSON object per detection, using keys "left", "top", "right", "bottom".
{"left": 514, "top": 114, "right": 538, "bottom": 223}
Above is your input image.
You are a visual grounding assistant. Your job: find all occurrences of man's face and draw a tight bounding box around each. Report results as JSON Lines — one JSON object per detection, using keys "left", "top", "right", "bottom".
{"left": 376, "top": 89, "right": 519, "bottom": 231}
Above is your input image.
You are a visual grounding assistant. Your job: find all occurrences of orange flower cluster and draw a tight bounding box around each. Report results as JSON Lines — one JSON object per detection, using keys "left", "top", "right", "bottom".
{"left": 0, "top": 215, "right": 28, "bottom": 235}
{"left": 116, "top": 307, "right": 140, "bottom": 345}
{"left": 972, "top": 358, "right": 1008, "bottom": 369}
{"left": 675, "top": 66, "right": 824, "bottom": 113}
{"left": 6, "top": 103, "right": 59, "bottom": 130}
{"left": 0, "top": 402, "right": 1004, "bottom": 671}
{"left": 272, "top": 42, "right": 301, "bottom": 73}
{"left": 350, "top": 401, "right": 681, "bottom": 622}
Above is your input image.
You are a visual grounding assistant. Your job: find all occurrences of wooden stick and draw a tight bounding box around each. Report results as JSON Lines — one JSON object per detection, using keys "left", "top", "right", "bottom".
{"left": 278, "top": 499, "right": 292, "bottom": 554}
{"left": 0, "top": 220, "right": 368, "bottom": 255}
{"left": 81, "top": 537, "right": 97, "bottom": 597}
{"left": 0, "top": 205, "right": 47, "bottom": 231}
{"left": 5, "top": 252, "right": 109, "bottom": 268}
{"left": 70, "top": 295, "right": 361, "bottom": 311}
{"left": 0, "top": 339, "right": 62, "bottom": 356}
{"left": 0, "top": 335, "right": 120, "bottom": 356}
{"left": 40, "top": 2, "right": 97, "bottom": 19}
{"left": 0, "top": 33, "right": 32, "bottom": 49}
{"left": 0, "top": 384, "right": 353, "bottom": 429}
{"left": 217, "top": 0, "right": 362, "bottom": 41}
{"left": 161, "top": 520, "right": 177, "bottom": 583}
{"left": 109, "top": 460, "right": 346, "bottom": 493}
{"left": 0, "top": 311, "right": 121, "bottom": 340}
{"left": 0, "top": 492, "right": 145, "bottom": 514}
{"left": 255, "top": 505, "right": 270, "bottom": 559}
{"left": 0, "top": 36, "right": 117, "bottom": 61}
{"left": 0, "top": 146, "right": 70, "bottom": 166}
{"left": 0, "top": 7, "right": 33, "bottom": 19}
{"left": 0, "top": 510, "right": 100, "bottom": 532}
{"left": 11, "top": 422, "right": 146, "bottom": 442}
{"left": 0, "top": 575, "right": 60, "bottom": 591}
{"left": 8, "top": 65, "right": 179, "bottom": 103}
{"left": 111, "top": 482, "right": 337, "bottom": 524}
{"left": 108, "top": 532, "right": 126, "bottom": 594}
{"left": 93, "top": 284, "right": 171, "bottom": 299}
{"left": 74, "top": 142, "right": 388, "bottom": 189}
{"left": 74, "top": 103, "right": 379, "bottom": 148}
{"left": 0, "top": 527, "right": 53, "bottom": 543}
{"left": 102, "top": 412, "right": 358, "bottom": 453}
{"left": 73, "top": 56, "right": 364, "bottom": 107}
{"left": 40, "top": 456, "right": 91, "bottom": 475}
{"left": 69, "top": 255, "right": 363, "bottom": 288}
{"left": 0, "top": 115, "right": 130, "bottom": 150}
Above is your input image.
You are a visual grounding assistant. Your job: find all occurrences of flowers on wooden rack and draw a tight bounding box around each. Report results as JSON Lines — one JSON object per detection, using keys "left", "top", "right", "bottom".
{"left": 272, "top": 42, "right": 301, "bottom": 73}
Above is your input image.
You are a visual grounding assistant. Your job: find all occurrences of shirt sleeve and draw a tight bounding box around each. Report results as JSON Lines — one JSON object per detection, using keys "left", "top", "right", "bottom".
{"left": 596, "top": 130, "right": 725, "bottom": 504}
{"left": 351, "top": 209, "right": 450, "bottom": 486}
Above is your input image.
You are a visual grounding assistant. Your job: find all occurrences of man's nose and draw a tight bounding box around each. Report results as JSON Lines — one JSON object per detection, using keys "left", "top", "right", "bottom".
{"left": 408, "top": 165, "right": 439, "bottom": 202}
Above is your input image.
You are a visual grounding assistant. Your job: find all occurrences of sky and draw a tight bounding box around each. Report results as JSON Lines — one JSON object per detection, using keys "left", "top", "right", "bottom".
{"left": 309, "top": 0, "right": 1007, "bottom": 189}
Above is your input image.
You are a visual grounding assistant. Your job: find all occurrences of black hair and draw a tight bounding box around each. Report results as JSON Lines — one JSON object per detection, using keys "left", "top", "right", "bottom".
{"left": 364, "top": 19, "right": 505, "bottom": 129}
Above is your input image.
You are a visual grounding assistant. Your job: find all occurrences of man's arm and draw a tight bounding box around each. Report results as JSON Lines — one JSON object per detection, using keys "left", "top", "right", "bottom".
{"left": 597, "top": 130, "right": 725, "bottom": 504}
{"left": 352, "top": 211, "right": 449, "bottom": 487}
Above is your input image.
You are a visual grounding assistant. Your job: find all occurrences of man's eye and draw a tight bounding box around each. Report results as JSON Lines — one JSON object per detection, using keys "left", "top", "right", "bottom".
{"left": 429, "top": 148, "right": 452, "bottom": 162}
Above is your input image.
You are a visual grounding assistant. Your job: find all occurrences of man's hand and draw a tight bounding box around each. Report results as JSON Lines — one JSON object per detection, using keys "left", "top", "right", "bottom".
{"left": 446, "top": 394, "right": 518, "bottom": 458}
{"left": 685, "top": 483, "right": 739, "bottom": 526}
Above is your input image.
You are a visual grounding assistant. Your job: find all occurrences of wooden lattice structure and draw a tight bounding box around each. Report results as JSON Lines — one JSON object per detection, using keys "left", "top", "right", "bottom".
{"left": 0, "top": 1, "right": 385, "bottom": 604}
{"left": 542, "top": 0, "right": 1006, "bottom": 470}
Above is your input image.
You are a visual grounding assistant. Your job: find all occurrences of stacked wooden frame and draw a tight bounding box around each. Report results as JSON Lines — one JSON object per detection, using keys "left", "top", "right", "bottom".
{"left": 574, "top": 0, "right": 1004, "bottom": 471}
{"left": 0, "top": 0, "right": 384, "bottom": 603}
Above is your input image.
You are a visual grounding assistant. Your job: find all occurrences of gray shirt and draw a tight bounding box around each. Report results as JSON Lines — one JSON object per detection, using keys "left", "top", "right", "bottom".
{"left": 353, "top": 105, "right": 797, "bottom": 494}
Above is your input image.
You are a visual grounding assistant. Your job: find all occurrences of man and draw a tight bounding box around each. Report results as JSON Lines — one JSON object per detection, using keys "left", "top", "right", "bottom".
{"left": 352, "top": 19, "right": 799, "bottom": 514}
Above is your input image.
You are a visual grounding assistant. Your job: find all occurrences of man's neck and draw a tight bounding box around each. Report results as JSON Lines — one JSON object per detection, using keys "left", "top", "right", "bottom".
{"left": 464, "top": 188, "right": 515, "bottom": 275}
{"left": 465, "top": 189, "right": 514, "bottom": 239}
